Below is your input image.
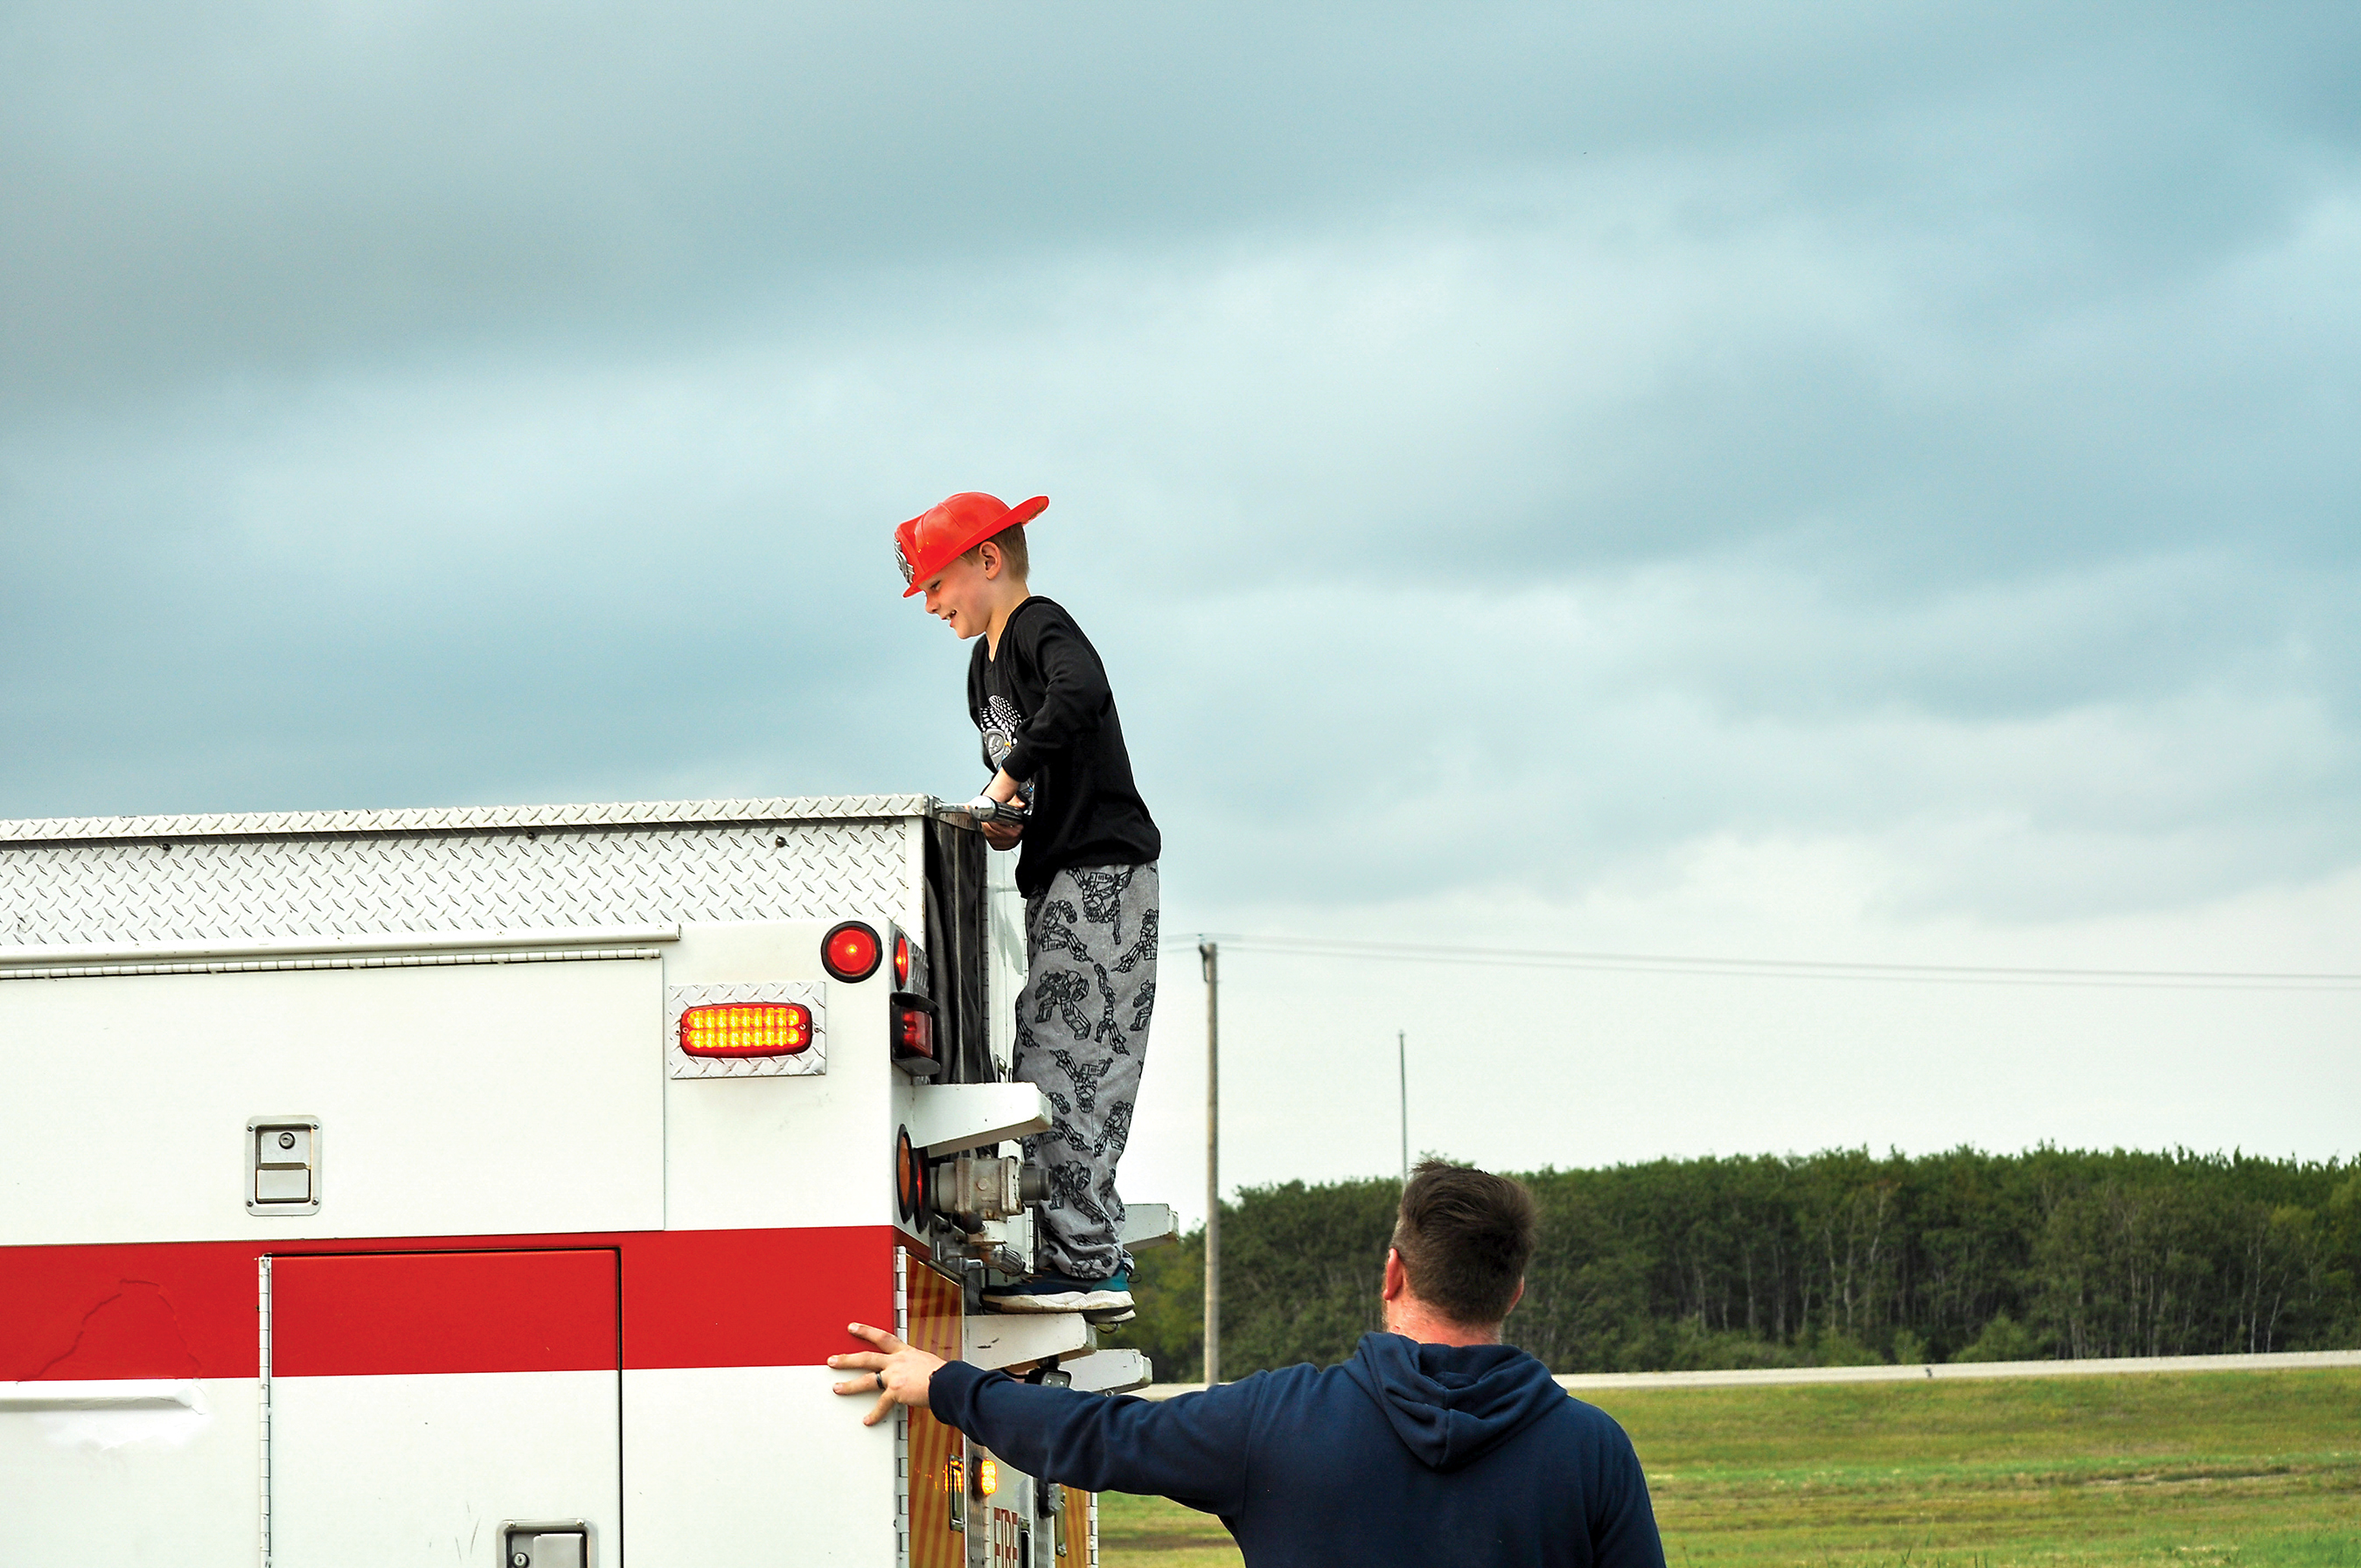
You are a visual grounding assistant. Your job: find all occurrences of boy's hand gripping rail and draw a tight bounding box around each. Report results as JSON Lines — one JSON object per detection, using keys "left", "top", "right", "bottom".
{"left": 936, "top": 796, "right": 1031, "bottom": 827}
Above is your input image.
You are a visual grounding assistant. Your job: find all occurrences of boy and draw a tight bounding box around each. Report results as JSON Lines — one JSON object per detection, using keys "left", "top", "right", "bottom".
{"left": 895, "top": 491, "right": 1161, "bottom": 1318}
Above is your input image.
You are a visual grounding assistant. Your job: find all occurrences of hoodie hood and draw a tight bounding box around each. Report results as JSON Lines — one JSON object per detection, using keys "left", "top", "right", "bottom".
{"left": 1341, "top": 1333, "right": 1565, "bottom": 1474}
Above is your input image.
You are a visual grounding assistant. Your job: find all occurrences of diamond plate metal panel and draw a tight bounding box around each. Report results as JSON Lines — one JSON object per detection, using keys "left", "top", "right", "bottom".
{"left": 0, "top": 805, "right": 921, "bottom": 946}
{"left": 0, "top": 945, "right": 665, "bottom": 983}
{"left": 666, "top": 981, "right": 828, "bottom": 1079}
{"left": 0, "top": 794, "right": 940, "bottom": 845}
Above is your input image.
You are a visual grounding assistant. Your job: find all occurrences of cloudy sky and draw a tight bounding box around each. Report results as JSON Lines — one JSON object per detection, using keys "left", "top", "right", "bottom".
{"left": 5, "top": 3, "right": 2356, "bottom": 1211}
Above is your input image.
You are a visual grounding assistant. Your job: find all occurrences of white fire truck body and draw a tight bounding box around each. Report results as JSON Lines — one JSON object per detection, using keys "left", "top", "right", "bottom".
{"left": 0, "top": 796, "right": 1149, "bottom": 1567}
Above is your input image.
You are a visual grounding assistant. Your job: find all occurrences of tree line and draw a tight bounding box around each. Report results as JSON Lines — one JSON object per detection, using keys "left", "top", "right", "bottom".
{"left": 1106, "top": 1146, "right": 2361, "bottom": 1382}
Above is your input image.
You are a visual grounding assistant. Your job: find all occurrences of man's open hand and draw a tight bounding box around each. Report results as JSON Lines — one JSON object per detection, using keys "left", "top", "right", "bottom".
{"left": 830, "top": 1321, "right": 945, "bottom": 1426}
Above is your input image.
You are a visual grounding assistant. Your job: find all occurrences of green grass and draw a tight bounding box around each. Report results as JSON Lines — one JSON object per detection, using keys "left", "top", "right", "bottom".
{"left": 1097, "top": 1488, "right": 1246, "bottom": 1567}
{"left": 1098, "top": 1369, "right": 2361, "bottom": 1566}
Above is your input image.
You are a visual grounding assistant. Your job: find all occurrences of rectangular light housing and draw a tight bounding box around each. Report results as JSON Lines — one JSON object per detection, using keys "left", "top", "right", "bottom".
{"left": 679, "top": 1001, "right": 814, "bottom": 1057}
{"left": 890, "top": 991, "right": 939, "bottom": 1077}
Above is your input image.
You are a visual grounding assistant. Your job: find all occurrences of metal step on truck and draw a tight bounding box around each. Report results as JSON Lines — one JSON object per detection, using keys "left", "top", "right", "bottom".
{"left": 0, "top": 794, "right": 1171, "bottom": 1568}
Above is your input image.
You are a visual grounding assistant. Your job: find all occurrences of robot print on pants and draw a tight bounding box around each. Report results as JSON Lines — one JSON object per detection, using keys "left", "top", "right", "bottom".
{"left": 1013, "top": 861, "right": 1159, "bottom": 1279}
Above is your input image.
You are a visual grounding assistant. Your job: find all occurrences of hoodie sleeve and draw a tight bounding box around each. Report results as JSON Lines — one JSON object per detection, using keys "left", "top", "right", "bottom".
{"left": 997, "top": 610, "right": 1113, "bottom": 784}
{"left": 930, "top": 1362, "right": 1257, "bottom": 1516}
{"left": 1587, "top": 1416, "right": 1669, "bottom": 1568}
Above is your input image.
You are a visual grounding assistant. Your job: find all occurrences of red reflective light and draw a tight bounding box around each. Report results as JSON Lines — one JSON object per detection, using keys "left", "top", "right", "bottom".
{"left": 895, "top": 1124, "right": 925, "bottom": 1225}
{"left": 679, "top": 1001, "right": 813, "bottom": 1057}
{"left": 822, "top": 921, "right": 882, "bottom": 982}
{"left": 893, "top": 930, "right": 912, "bottom": 987}
{"left": 890, "top": 991, "right": 940, "bottom": 1077}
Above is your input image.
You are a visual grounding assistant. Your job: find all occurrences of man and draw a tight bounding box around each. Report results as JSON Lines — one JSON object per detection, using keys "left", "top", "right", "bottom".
{"left": 832, "top": 1160, "right": 1668, "bottom": 1567}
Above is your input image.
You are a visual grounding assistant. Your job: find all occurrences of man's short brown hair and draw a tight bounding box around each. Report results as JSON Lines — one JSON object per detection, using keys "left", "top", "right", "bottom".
{"left": 1391, "top": 1160, "right": 1539, "bottom": 1326}
{"left": 964, "top": 524, "right": 1028, "bottom": 580}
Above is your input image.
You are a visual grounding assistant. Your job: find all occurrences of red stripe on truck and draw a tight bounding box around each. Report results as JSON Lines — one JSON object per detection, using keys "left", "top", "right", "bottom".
{"left": 0, "top": 1226, "right": 895, "bottom": 1380}
{"left": 272, "top": 1250, "right": 619, "bottom": 1376}
{"left": 0, "top": 1242, "right": 260, "bottom": 1382}
{"left": 622, "top": 1226, "right": 895, "bottom": 1371}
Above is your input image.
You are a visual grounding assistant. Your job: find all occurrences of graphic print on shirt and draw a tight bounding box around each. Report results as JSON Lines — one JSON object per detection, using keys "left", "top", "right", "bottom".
{"left": 980, "top": 693, "right": 1023, "bottom": 771}
{"left": 979, "top": 693, "right": 1037, "bottom": 807}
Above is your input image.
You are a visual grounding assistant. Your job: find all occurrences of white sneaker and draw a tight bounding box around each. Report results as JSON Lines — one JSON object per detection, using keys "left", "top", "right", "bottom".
{"left": 982, "top": 1271, "right": 1133, "bottom": 1314}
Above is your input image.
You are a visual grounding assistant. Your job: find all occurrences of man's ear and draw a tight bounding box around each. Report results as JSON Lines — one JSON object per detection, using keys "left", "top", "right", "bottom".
{"left": 1506, "top": 1278, "right": 1525, "bottom": 1316}
{"left": 1382, "top": 1248, "right": 1408, "bottom": 1303}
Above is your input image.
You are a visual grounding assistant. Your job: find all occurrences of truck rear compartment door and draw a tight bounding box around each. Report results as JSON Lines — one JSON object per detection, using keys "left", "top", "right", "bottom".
{"left": 0, "top": 952, "right": 665, "bottom": 1248}
{"left": 268, "top": 1249, "right": 620, "bottom": 1566}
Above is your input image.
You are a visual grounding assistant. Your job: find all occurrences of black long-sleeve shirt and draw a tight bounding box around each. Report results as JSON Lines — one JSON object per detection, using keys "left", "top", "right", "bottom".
{"left": 968, "top": 596, "right": 1160, "bottom": 896}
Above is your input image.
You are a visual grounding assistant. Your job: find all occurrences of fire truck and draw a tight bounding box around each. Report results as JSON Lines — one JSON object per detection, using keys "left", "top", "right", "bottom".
{"left": 0, "top": 795, "right": 1166, "bottom": 1567}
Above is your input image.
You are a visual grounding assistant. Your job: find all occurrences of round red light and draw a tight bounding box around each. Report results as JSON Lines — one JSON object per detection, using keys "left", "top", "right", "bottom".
{"left": 822, "top": 920, "right": 882, "bottom": 982}
{"left": 895, "top": 1124, "right": 925, "bottom": 1226}
{"left": 894, "top": 931, "right": 912, "bottom": 986}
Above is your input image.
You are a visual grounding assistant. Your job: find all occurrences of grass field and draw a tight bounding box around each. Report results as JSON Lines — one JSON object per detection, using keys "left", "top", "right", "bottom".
{"left": 1096, "top": 1368, "right": 2361, "bottom": 1567}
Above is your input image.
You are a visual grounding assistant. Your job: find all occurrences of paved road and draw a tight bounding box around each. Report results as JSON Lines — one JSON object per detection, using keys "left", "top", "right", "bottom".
{"left": 1139, "top": 1347, "right": 2361, "bottom": 1398}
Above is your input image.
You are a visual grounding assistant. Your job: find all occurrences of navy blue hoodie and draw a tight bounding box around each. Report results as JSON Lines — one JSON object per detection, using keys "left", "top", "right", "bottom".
{"left": 929, "top": 1333, "right": 1666, "bottom": 1567}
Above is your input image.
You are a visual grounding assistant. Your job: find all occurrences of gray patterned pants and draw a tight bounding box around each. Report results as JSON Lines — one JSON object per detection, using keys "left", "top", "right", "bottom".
{"left": 1014, "top": 862, "right": 1158, "bottom": 1280}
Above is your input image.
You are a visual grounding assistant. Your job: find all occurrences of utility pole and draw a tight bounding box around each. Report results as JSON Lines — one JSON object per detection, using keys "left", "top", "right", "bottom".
{"left": 1398, "top": 1029, "right": 1409, "bottom": 1184}
{"left": 1199, "top": 940, "right": 1221, "bottom": 1385}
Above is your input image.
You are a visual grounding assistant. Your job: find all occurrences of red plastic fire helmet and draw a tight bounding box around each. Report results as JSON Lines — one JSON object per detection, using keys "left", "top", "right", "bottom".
{"left": 894, "top": 491, "right": 1048, "bottom": 597}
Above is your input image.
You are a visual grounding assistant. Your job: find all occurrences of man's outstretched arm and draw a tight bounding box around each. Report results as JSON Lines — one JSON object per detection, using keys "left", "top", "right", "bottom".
{"left": 832, "top": 1321, "right": 1254, "bottom": 1516}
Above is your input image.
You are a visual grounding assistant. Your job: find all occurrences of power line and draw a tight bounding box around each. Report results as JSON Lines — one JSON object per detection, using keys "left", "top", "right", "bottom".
{"left": 1158, "top": 933, "right": 2361, "bottom": 992}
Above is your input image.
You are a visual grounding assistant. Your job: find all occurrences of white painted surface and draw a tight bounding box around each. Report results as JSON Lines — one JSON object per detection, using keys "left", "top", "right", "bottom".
{"left": 984, "top": 851, "right": 1026, "bottom": 1077}
{"left": 0, "top": 1376, "right": 257, "bottom": 1567}
{"left": 271, "top": 1370, "right": 617, "bottom": 1568}
{"left": 1117, "top": 1203, "right": 1177, "bottom": 1250}
{"left": 0, "top": 957, "right": 665, "bottom": 1246}
{"left": 964, "top": 1314, "right": 1095, "bottom": 1371}
{"left": 659, "top": 920, "right": 897, "bottom": 1232}
{"left": 904, "top": 1083, "right": 1053, "bottom": 1156}
{"left": 623, "top": 1364, "right": 897, "bottom": 1565}
{"left": 1059, "top": 1349, "right": 1153, "bottom": 1394}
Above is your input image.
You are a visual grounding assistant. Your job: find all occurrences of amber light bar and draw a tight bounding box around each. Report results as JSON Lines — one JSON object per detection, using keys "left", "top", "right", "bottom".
{"left": 679, "top": 1001, "right": 814, "bottom": 1057}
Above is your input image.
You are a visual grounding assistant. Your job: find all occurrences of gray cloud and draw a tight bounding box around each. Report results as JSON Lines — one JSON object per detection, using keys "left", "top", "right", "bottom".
{"left": 8, "top": 2, "right": 2352, "bottom": 397}
{"left": 3, "top": 0, "right": 2357, "bottom": 938}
